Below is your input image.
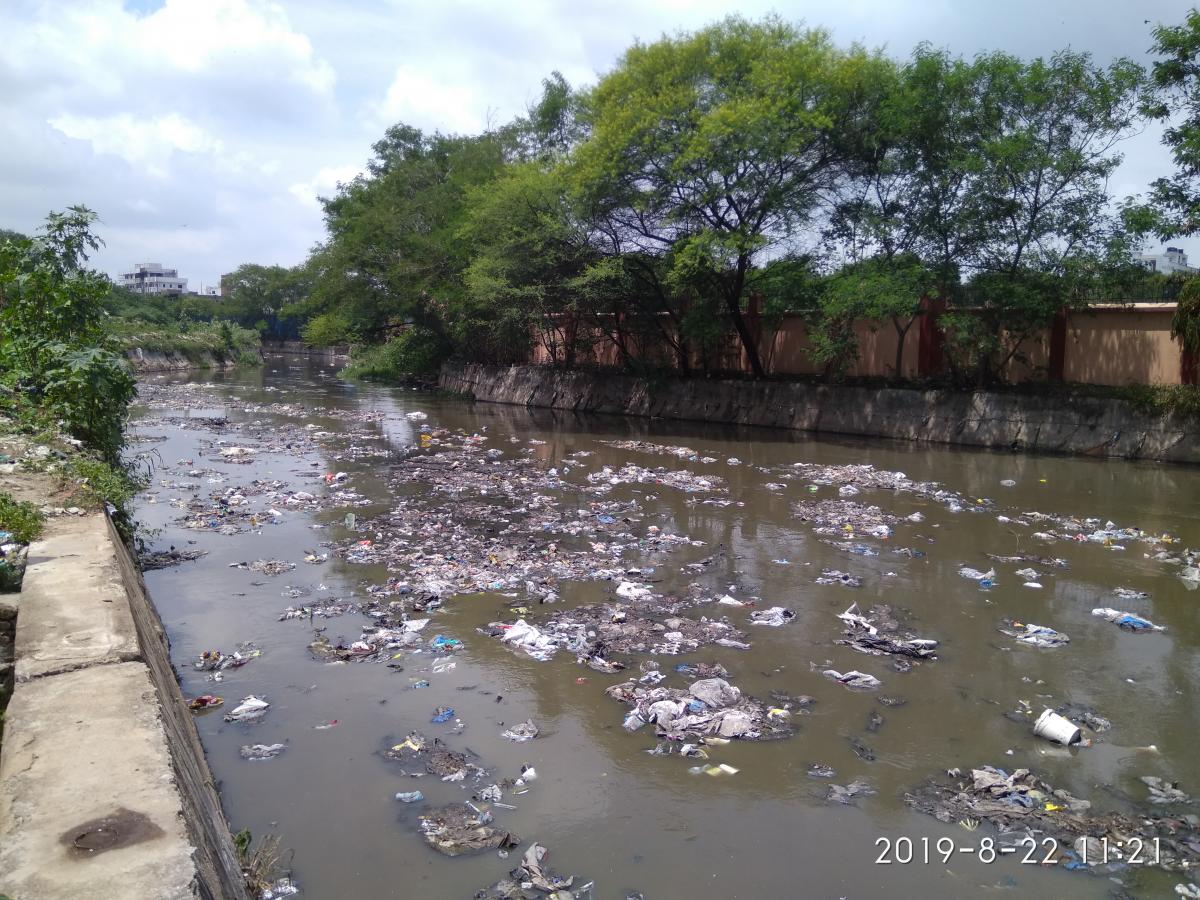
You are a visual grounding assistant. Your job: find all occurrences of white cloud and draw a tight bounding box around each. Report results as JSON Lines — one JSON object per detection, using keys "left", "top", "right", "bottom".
{"left": 289, "top": 164, "right": 362, "bottom": 207}
{"left": 49, "top": 112, "right": 224, "bottom": 178}
{"left": 376, "top": 65, "right": 491, "bottom": 135}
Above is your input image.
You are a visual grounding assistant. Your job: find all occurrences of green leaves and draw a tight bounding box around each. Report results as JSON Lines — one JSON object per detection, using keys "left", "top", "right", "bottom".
{"left": 0, "top": 207, "right": 135, "bottom": 466}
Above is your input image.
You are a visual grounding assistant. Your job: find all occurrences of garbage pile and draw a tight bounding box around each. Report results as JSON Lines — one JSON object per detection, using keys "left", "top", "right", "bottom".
{"left": 1091, "top": 607, "right": 1165, "bottom": 632}
{"left": 606, "top": 677, "right": 795, "bottom": 741}
{"left": 906, "top": 765, "right": 1200, "bottom": 873}
{"left": 836, "top": 604, "right": 938, "bottom": 659}
{"left": 473, "top": 842, "right": 588, "bottom": 899}
{"left": 599, "top": 439, "right": 717, "bottom": 464}
{"left": 999, "top": 620, "right": 1070, "bottom": 648}
{"left": 418, "top": 803, "right": 519, "bottom": 857}
{"left": 483, "top": 604, "right": 750, "bottom": 663}
{"left": 792, "top": 499, "right": 900, "bottom": 535}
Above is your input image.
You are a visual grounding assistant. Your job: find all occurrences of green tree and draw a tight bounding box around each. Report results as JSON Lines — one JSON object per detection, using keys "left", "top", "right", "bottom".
{"left": 305, "top": 126, "right": 509, "bottom": 348}
{"left": 1145, "top": 9, "right": 1200, "bottom": 236}
{"left": 0, "top": 207, "right": 135, "bottom": 463}
{"left": 570, "top": 16, "right": 893, "bottom": 378}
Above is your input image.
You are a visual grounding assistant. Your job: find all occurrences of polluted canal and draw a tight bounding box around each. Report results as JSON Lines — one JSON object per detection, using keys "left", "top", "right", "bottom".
{"left": 129, "top": 357, "right": 1200, "bottom": 899}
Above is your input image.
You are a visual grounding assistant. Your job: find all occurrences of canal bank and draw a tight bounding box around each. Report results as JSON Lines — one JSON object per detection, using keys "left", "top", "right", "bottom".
{"left": 0, "top": 487, "right": 249, "bottom": 898}
{"left": 440, "top": 362, "right": 1200, "bottom": 464}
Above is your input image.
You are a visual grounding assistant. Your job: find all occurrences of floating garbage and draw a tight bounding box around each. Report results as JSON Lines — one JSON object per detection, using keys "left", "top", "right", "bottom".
{"left": 827, "top": 781, "right": 875, "bottom": 805}
{"left": 821, "top": 669, "right": 881, "bottom": 690}
{"left": 816, "top": 570, "right": 861, "bottom": 587}
{"left": 240, "top": 743, "right": 287, "bottom": 760}
{"left": 749, "top": 607, "right": 794, "bottom": 627}
{"left": 836, "top": 603, "right": 938, "bottom": 659}
{"left": 1033, "top": 709, "right": 1082, "bottom": 745}
{"left": 501, "top": 720, "right": 539, "bottom": 742}
{"left": 187, "top": 694, "right": 223, "bottom": 711}
{"left": 907, "top": 765, "right": 1200, "bottom": 873}
{"left": 431, "top": 707, "right": 455, "bottom": 724}
{"left": 1091, "top": 608, "right": 1165, "bottom": 632}
{"left": 1000, "top": 621, "right": 1070, "bottom": 648}
{"left": 395, "top": 791, "right": 425, "bottom": 804}
{"left": 418, "top": 803, "right": 519, "bottom": 857}
{"left": 1142, "top": 776, "right": 1190, "bottom": 805}
{"left": 223, "top": 695, "right": 270, "bottom": 723}
{"left": 605, "top": 677, "right": 794, "bottom": 740}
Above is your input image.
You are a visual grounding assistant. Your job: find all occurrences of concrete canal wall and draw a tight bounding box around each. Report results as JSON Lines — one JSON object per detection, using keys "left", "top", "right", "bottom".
{"left": 440, "top": 362, "right": 1200, "bottom": 464}
{"left": 125, "top": 348, "right": 239, "bottom": 373}
{"left": 0, "top": 511, "right": 249, "bottom": 900}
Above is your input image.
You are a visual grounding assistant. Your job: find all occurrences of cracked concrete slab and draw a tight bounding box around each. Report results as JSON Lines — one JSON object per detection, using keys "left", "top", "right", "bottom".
{"left": 0, "top": 661, "right": 198, "bottom": 899}
{"left": 14, "top": 514, "right": 141, "bottom": 682}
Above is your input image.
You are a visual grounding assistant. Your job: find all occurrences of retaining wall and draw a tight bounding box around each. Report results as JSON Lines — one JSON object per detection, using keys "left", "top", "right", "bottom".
{"left": 0, "top": 510, "right": 249, "bottom": 900}
{"left": 125, "top": 348, "right": 239, "bottom": 373}
{"left": 440, "top": 362, "right": 1200, "bottom": 464}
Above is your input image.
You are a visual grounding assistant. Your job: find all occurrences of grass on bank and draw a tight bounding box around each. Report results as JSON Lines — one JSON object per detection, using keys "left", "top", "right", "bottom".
{"left": 109, "top": 319, "right": 262, "bottom": 367}
{"left": 340, "top": 327, "right": 448, "bottom": 383}
{"left": 0, "top": 492, "right": 43, "bottom": 543}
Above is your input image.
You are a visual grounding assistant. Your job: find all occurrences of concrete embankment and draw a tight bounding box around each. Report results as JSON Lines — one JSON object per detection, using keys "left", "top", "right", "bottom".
{"left": 0, "top": 510, "right": 249, "bottom": 899}
{"left": 261, "top": 340, "right": 350, "bottom": 362}
{"left": 440, "top": 362, "right": 1200, "bottom": 464}
{"left": 125, "top": 348, "right": 239, "bottom": 373}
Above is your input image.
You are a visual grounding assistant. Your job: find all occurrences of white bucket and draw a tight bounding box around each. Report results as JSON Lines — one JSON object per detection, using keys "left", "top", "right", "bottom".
{"left": 1033, "top": 709, "right": 1081, "bottom": 745}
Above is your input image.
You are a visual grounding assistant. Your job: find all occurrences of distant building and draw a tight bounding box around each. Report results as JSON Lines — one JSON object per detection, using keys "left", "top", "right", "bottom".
{"left": 118, "top": 262, "right": 188, "bottom": 295}
{"left": 1139, "top": 247, "right": 1197, "bottom": 275}
{"left": 219, "top": 272, "right": 235, "bottom": 298}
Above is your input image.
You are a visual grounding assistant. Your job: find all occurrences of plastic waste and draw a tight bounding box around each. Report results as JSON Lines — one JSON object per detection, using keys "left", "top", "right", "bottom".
{"left": 223, "top": 695, "right": 269, "bottom": 723}
{"left": 240, "top": 743, "right": 286, "bottom": 760}
{"left": 749, "top": 607, "right": 795, "bottom": 627}
{"left": 395, "top": 791, "right": 425, "bottom": 803}
{"left": 431, "top": 707, "right": 455, "bottom": 724}
{"left": 822, "top": 669, "right": 881, "bottom": 689}
{"left": 1033, "top": 709, "right": 1082, "bottom": 745}
{"left": 501, "top": 720, "right": 539, "bottom": 742}
{"left": 1091, "top": 607, "right": 1165, "bottom": 632}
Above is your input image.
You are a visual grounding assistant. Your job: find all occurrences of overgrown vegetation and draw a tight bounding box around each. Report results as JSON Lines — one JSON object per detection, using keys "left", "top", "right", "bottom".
{"left": 108, "top": 318, "right": 260, "bottom": 366}
{"left": 0, "top": 208, "right": 135, "bottom": 467}
{"left": 0, "top": 492, "right": 43, "bottom": 543}
{"left": 233, "top": 828, "right": 288, "bottom": 897}
{"left": 0, "top": 208, "right": 141, "bottom": 518}
{"left": 340, "top": 326, "right": 449, "bottom": 382}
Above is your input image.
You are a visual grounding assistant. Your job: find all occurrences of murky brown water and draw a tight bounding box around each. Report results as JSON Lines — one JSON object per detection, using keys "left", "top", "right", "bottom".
{"left": 130, "top": 356, "right": 1200, "bottom": 899}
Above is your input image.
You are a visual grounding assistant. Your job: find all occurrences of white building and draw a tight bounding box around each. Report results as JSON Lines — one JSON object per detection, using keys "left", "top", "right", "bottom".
{"left": 1139, "top": 247, "right": 1197, "bottom": 275}
{"left": 117, "top": 262, "right": 188, "bottom": 295}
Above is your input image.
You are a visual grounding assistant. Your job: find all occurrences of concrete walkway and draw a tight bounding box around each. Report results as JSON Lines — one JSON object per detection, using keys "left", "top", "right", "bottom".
{"left": 0, "top": 511, "right": 245, "bottom": 900}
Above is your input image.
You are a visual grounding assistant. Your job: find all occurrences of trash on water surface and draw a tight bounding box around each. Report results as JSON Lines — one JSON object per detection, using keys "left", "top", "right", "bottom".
{"left": 431, "top": 707, "right": 456, "bottom": 724}
{"left": 418, "top": 803, "right": 519, "bottom": 857}
{"left": 749, "top": 607, "right": 794, "bottom": 627}
{"left": 240, "top": 743, "right": 287, "bottom": 760}
{"left": 1033, "top": 709, "right": 1082, "bottom": 745}
{"left": 821, "top": 669, "right": 881, "bottom": 690}
{"left": 395, "top": 791, "right": 425, "bottom": 804}
{"left": 223, "top": 695, "right": 270, "bottom": 723}
{"left": 1091, "top": 607, "right": 1165, "bottom": 632}
{"left": 1000, "top": 621, "right": 1070, "bottom": 648}
{"left": 501, "top": 720, "right": 539, "bottom": 742}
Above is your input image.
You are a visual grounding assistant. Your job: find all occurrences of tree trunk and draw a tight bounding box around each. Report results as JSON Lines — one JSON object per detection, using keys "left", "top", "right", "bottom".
{"left": 892, "top": 315, "right": 915, "bottom": 381}
{"left": 726, "top": 256, "right": 765, "bottom": 379}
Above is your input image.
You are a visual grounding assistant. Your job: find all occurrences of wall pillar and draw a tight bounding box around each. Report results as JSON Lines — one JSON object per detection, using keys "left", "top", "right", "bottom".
{"left": 917, "top": 294, "right": 946, "bottom": 377}
{"left": 1048, "top": 307, "right": 1068, "bottom": 382}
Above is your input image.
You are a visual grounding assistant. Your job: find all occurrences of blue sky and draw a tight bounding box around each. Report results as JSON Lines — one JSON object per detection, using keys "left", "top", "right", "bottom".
{"left": 0, "top": 0, "right": 1194, "bottom": 286}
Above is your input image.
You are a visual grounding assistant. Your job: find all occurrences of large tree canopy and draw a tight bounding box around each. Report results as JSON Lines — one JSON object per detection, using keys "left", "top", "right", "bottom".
{"left": 569, "top": 16, "right": 894, "bottom": 377}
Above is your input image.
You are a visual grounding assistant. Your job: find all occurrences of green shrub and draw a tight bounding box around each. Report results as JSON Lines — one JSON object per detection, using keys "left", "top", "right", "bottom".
{"left": 0, "top": 491, "right": 44, "bottom": 543}
{"left": 341, "top": 327, "right": 451, "bottom": 381}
